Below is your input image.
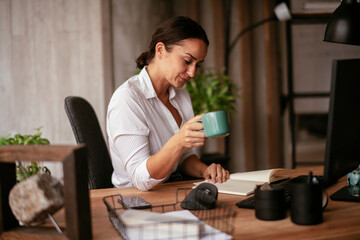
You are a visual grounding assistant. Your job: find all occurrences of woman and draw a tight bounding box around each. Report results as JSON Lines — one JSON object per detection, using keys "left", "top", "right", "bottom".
{"left": 107, "top": 16, "right": 229, "bottom": 191}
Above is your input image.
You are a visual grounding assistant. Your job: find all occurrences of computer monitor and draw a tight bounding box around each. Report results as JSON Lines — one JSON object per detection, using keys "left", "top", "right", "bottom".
{"left": 323, "top": 58, "right": 360, "bottom": 201}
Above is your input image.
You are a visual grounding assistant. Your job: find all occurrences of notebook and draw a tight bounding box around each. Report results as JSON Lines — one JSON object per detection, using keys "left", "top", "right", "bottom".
{"left": 193, "top": 169, "right": 286, "bottom": 196}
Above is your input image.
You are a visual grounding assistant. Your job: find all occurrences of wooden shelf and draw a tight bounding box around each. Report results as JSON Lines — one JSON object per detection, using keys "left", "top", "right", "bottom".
{"left": 0, "top": 145, "right": 92, "bottom": 240}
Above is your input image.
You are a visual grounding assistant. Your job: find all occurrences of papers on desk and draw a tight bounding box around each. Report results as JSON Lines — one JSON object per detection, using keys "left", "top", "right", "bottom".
{"left": 120, "top": 209, "right": 200, "bottom": 240}
{"left": 120, "top": 209, "right": 232, "bottom": 240}
{"left": 167, "top": 211, "right": 232, "bottom": 240}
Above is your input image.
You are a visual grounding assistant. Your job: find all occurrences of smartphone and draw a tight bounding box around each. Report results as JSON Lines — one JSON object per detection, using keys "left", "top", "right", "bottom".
{"left": 118, "top": 196, "right": 152, "bottom": 209}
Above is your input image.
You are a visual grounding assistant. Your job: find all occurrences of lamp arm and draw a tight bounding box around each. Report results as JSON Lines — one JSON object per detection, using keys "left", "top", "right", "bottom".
{"left": 227, "top": 16, "right": 276, "bottom": 53}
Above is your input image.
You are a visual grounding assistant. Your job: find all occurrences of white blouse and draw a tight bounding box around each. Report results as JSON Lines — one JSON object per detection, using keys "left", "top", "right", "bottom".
{"left": 106, "top": 67, "right": 196, "bottom": 191}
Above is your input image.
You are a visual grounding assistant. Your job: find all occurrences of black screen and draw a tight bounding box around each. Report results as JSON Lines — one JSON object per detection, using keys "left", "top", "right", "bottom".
{"left": 323, "top": 58, "right": 360, "bottom": 187}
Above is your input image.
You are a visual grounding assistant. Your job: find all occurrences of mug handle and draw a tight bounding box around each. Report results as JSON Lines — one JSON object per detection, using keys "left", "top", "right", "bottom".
{"left": 196, "top": 119, "right": 204, "bottom": 132}
{"left": 322, "top": 191, "right": 328, "bottom": 209}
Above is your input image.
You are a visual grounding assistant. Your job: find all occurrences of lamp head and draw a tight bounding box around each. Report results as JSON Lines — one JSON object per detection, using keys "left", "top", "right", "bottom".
{"left": 274, "top": 2, "right": 291, "bottom": 21}
{"left": 324, "top": 0, "right": 360, "bottom": 46}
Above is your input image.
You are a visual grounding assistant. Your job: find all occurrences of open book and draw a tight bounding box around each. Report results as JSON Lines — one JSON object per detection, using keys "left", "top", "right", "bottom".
{"left": 193, "top": 169, "right": 286, "bottom": 196}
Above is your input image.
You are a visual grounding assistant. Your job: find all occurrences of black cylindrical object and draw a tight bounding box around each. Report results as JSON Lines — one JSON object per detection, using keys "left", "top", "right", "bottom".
{"left": 290, "top": 181, "right": 323, "bottom": 225}
{"left": 255, "top": 185, "right": 286, "bottom": 221}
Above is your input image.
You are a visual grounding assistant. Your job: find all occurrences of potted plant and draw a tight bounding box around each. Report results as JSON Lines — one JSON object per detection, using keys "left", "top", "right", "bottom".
{"left": 184, "top": 67, "right": 240, "bottom": 158}
{"left": 184, "top": 67, "right": 239, "bottom": 115}
{"left": 0, "top": 127, "right": 51, "bottom": 181}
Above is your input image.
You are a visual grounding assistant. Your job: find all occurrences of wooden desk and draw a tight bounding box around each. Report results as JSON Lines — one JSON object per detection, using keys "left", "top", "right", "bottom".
{"left": 2, "top": 167, "right": 360, "bottom": 239}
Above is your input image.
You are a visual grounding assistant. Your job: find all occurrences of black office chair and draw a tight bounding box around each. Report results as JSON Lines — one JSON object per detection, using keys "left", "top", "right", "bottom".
{"left": 64, "top": 96, "right": 114, "bottom": 189}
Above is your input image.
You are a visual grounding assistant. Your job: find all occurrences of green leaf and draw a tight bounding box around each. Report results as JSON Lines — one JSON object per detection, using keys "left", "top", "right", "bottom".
{"left": 31, "top": 162, "right": 39, "bottom": 174}
{"left": 185, "top": 67, "right": 241, "bottom": 115}
{"left": 0, "top": 127, "right": 51, "bottom": 181}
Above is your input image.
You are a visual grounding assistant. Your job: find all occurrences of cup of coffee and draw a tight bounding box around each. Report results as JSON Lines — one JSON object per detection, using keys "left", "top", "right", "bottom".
{"left": 199, "top": 110, "right": 230, "bottom": 138}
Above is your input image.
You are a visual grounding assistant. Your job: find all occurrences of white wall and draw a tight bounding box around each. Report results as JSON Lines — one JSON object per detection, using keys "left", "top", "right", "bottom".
{"left": 0, "top": 0, "right": 112, "bottom": 179}
{"left": 112, "top": 0, "right": 173, "bottom": 88}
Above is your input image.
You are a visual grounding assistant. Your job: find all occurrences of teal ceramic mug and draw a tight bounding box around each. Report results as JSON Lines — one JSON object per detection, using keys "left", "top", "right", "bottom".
{"left": 199, "top": 110, "right": 230, "bottom": 138}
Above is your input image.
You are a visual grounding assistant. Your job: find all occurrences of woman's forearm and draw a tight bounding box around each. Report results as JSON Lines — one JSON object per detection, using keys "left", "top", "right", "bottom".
{"left": 180, "top": 154, "right": 208, "bottom": 178}
{"left": 147, "top": 115, "right": 206, "bottom": 179}
{"left": 146, "top": 134, "right": 184, "bottom": 179}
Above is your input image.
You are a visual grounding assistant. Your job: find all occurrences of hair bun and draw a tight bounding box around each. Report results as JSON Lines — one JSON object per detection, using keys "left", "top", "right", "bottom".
{"left": 136, "top": 51, "right": 150, "bottom": 69}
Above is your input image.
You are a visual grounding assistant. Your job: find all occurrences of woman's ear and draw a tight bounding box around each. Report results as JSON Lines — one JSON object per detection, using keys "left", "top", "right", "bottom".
{"left": 155, "top": 42, "right": 166, "bottom": 59}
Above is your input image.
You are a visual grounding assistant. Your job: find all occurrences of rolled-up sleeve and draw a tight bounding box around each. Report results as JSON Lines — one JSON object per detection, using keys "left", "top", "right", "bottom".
{"left": 113, "top": 133, "right": 165, "bottom": 191}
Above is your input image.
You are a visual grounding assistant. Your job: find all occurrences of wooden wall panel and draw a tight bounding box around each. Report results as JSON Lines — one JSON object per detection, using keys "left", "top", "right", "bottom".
{"left": 264, "top": 0, "right": 282, "bottom": 168}
{"left": 211, "top": 0, "right": 225, "bottom": 68}
{"left": 211, "top": 0, "right": 226, "bottom": 155}
{"left": 186, "top": 0, "right": 199, "bottom": 21}
{"left": 238, "top": 0, "right": 256, "bottom": 171}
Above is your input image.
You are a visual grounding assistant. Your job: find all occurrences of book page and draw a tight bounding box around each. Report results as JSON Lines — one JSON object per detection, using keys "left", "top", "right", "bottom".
{"left": 229, "top": 169, "right": 280, "bottom": 182}
{"left": 194, "top": 179, "right": 265, "bottom": 196}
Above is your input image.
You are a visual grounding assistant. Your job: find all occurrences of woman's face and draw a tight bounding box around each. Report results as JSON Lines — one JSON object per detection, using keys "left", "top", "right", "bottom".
{"left": 161, "top": 38, "right": 208, "bottom": 88}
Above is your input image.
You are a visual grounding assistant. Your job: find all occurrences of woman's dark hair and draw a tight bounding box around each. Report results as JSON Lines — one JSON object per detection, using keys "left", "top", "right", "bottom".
{"left": 136, "top": 16, "right": 209, "bottom": 69}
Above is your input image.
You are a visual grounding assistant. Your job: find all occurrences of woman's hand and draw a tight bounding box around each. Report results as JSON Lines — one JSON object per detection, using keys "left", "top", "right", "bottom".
{"left": 201, "top": 163, "right": 230, "bottom": 184}
{"left": 176, "top": 116, "right": 230, "bottom": 183}
{"left": 181, "top": 155, "right": 230, "bottom": 184}
{"left": 176, "top": 115, "right": 205, "bottom": 149}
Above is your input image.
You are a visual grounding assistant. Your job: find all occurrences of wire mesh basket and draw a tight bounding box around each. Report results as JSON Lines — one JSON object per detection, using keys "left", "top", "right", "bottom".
{"left": 103, "top": 187, "right": 236, "bottom": 240}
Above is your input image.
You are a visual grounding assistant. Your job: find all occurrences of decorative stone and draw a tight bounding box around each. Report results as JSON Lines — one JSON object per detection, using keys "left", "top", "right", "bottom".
{"left": 8, "top": 173, "right": 64, "bottom": 226}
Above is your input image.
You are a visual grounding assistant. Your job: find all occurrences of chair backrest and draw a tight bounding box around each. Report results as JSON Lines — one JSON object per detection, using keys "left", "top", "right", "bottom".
{"left": 64, "top": 96, "right": 114, "bottom": 189}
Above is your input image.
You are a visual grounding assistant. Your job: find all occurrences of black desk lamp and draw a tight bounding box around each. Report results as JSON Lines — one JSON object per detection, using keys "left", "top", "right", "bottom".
{"left": 324, "top": 0, "right": 360, "bottom": 45}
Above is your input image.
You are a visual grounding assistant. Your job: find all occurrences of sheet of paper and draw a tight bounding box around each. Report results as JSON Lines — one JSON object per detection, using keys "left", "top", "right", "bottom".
{"left": 120, "top": 209, "right": 232, "bottom": 240}
{"left": 120, "top": 209, "right": 198, "bottom": 224}
{"left": 120, "top": 209, "right": 200, "bottom": 240}
{"left": 165, "top": 210, "right": 232, "bottom": 240}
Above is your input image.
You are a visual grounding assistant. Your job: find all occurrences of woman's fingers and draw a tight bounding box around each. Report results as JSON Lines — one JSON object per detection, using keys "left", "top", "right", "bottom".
{"left": 180, "top": 115, "right": 206, "bottom": 148}
{"left": 185, "top": 115, "right": 203, "bottom": 131}
{"left": 203, "top": 163, "right": 230, "bottom": 183}
{"left": 188, "top": 114, "right": 203, "bottom": 123}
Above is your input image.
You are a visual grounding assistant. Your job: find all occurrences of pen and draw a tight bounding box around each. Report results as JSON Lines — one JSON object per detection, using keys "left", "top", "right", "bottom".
{"left": 307, "top": 171, "right": 313, "bottom": 184}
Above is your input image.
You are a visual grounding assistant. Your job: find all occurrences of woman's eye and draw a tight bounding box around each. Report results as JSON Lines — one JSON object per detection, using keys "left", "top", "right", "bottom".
{"left": 184, "top": 60, "right": 191, "bottom": 64}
